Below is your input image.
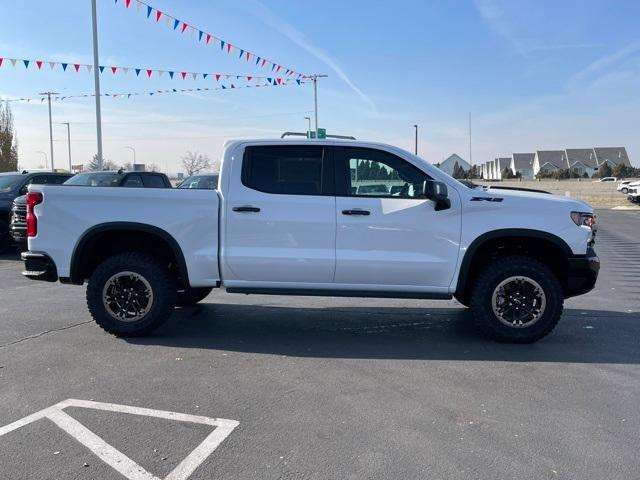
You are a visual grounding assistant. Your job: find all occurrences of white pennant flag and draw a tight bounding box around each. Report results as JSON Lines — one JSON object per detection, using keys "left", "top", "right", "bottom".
{"left": 192, "top": 72, "right": 197, "bottom": 80}
{"left": 190, "top": 26, "right": 197, "bottom": 37}
{"left": 136, "top": 0, "right": 143, "bottom": 13}
{"left": 49, "top": 61, "right": 56, "bottom": 70}
{"left": 123, "top": 67, "right": 129, "bottom": 75}
{"left": 86, "top": 65, "right": 93, "bottom": 73}
{"left": 158, "top": 70, "right": 164, "bottom": 77}
{"left": 165, "top": 15, "right": 172, "bottom": 27}
{"left": 10, "top": 59, "right": 17, "bottom": 67}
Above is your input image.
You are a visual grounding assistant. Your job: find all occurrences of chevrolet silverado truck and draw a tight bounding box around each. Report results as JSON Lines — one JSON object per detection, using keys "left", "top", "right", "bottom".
{"left": 21, "top": 140, "right": 599, "bottom": 343}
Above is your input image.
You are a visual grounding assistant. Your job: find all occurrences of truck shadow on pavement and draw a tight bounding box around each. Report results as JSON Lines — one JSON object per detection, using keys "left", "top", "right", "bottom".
{"left": 129, "top": 303, "right": 640, "bottom": 364}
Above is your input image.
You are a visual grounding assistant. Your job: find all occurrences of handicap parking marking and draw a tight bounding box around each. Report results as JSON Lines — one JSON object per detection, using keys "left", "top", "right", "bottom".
{"left": 0, "top": 399, "right": 239, "bottom": 480}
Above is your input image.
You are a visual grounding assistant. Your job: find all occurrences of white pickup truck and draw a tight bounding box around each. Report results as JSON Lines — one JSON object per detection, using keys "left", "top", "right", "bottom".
{"left": 22, "top": 139, "right": 599, "bottom": 343}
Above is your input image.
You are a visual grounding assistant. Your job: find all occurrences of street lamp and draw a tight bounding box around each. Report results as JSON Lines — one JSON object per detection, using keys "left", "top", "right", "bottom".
{"left": 56, "top": 122, "right": 71, "bottom": 172}
{"left": 35, "top": 151, "right": 48, "bottom": 168}
{"left": 39, "top": 91, "right": 59, "bottom": 170}
{"left": 124, "top": 146, "right": 136, "bottom": 165}
{"left": 304, "top": 116, "right": 311, "bottom": 133}
{"left": 413, "top": 124, "right": 418, "bottom": 155}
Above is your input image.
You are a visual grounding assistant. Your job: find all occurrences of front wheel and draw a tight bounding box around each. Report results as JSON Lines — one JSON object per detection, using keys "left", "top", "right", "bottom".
{"left": 470, "top": 256, "right": 563, "bottom": 343}
{"left": 176, "top": 287, "right": 213, "bottom": 306}
{"left": 87, "top": 252, "right": 176, "bottom": 337}
{"left": 621, "top": 187, "right": 628, "bottom": 194}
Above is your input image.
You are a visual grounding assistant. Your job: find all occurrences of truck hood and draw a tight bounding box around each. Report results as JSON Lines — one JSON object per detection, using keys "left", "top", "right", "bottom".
{"left": 469, "top": 186, "right": 593, "bottom": 213}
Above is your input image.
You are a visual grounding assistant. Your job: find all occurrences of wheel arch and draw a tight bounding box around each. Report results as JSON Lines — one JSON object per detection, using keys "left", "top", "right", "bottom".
{"left": 455, "top": 229, "right": 573, "bottom": 300}
{"left": 69, "top": 222, "right": 189, "bottom": 288}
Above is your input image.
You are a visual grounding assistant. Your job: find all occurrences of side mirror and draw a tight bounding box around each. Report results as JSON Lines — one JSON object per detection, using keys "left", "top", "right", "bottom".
{"left": 423, "top": 180, "right": 451, "bottom": 211}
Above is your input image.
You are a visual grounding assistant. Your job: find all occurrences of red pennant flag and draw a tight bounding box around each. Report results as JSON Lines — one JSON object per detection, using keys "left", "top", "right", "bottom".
{"left": 246, "top": 52, "right": 251, "bottom": 61}
{"left": 111, "top": 66, "right": 117, "bottom": 74}
{"left": 227, "top": 43, "right": 233, "bottom": 53}
{"left": 205, "top": 33, "right": 212, "bottom": 44}
{"left": 215, "top": 74, "right": 221, "bottom": 81}
{"left": 261, "top": 59, "right": 267, "bottom": 67}
{"left": 247, "top": 76, "right": 252, "bottom": 81}
{"left": 0, "top": 58, "right": 3, "bottom": 67}
{"left": 74, "top": 63, "right": 81, "bottom": 72}
{"left": 125, "top": 0, "right": 131, "bottom": 7}
{"left": 36, "top": 60, "right": 43, "bottom": 70}
{"left": 276, "top": 65, "right": 282, "bottom": 73}
{"left": 147, "top": 69, "right": 153, "bottom": 77}
{"left": 181, "top": 71, "right": 187, "bottom": 80}
{"left": 155, "top": 10, "right": 162, "bottom": 22}
{"left": 181, "top": 22, "right": 188, "bottom": 33}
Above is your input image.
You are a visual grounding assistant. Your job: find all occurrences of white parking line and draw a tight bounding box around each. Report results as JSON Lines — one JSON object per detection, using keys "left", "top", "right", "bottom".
{"left": 0, "top": 399, "right": 239, "bottom": 480}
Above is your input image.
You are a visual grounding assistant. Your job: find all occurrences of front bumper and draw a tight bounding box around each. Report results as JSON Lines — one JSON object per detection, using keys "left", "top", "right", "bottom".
{"left": 21, "top": 251, "right": 58, "bottom": 282}
{"left": 565, "top": 247, "right": 599, "bottom": 298}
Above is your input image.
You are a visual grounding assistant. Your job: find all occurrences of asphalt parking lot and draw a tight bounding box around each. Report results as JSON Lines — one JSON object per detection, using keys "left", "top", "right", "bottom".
{"left": 0, "top": 208, "right": 639, "bottom": 480}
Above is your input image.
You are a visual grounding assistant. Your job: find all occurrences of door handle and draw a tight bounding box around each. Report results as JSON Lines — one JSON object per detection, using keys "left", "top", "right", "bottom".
{"left": 233, "top": 206, "right": 261, "bottom": 213}
{"left": 342, "top": 209, "right": 370, "bottom": 216}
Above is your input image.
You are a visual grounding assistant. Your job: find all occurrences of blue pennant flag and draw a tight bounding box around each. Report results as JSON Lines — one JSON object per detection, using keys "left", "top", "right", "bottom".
{"left": 135, "top": 68, "right": 141, "bottom": 76}
{"left": 23, "top": 60, "right": 30, "bottom": 68}
{"left": 255, "top": 56, "right": 261, "bottom": 65}
{"left": 173, "top": 19, "right": 180, "bottom": 30}
{"left": 221, "top": 85, "right": 226, "bottom": 89}
{"left": 203, "top": 73, "right": 208, "bottom": 79}
{"left": 168, "top": 71, "right": 174, "bottom": 78}
{"left": 220, "top": 40, "right": 225, "bottom": 50}
{"left": 271, "top": 64, "right": 276, "bottom": 71}
{"left": 198, "top": 30, "right": 204, "bottom": 42}
{"left": 99, "top": 65, "right": 105, "bottom": 73}
{"left": 146, "top": 6, "right": 152, "bottom": 18}
{"left": 172, "top": 89, "right": 177, "bottom": 92}
{"left": 267, "top": 77, "right": 272, "bottom": 84}
{"left": 239, "top": 49, "right": 244, "bottom": 58}
{"left": 127, "top": 94, "right": 132, "bottom": 99}
{"left": 296, "top": 79, "right": 301, "bottom": 85}
{"left": 61, "top": 63, "right": 68, "bottom": 71}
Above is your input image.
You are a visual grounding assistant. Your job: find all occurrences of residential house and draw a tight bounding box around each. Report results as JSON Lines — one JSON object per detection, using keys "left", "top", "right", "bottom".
{"left": 593, "top": 147, "right": 631, "bottom": 170}
{"left": 438, "top": 153, "right": 470, "bottom": 176}
{"left": 494, "top": 157, "right": 512, "bottom": 180}
{"left": 533, "top": 150, "right": 568, "bottom": 177}
{"left": 566, "top": 148, "right": 598, "bottom": 177}
{"left": 510, "top": 153, "right": 535, "bottom": 180}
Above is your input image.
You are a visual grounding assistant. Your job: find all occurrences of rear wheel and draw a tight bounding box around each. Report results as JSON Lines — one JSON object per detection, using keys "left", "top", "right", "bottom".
{"left": 470, "top": 256, "right": 563, "bottom": 343}
{"left": 176, "top": 287, "right": 213, "bottom": 306}
{"left": 87, "top": 252, "right": 176, "bottom": 337}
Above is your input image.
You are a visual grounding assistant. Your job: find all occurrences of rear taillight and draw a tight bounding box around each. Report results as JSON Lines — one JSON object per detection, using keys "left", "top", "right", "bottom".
{"left": 26, "top": 192, "right": 43, "bottom": 238}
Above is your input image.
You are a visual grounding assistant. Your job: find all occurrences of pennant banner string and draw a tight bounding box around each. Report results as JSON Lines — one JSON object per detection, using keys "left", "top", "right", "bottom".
{"left": 113, "top": 0, "right": 307, "bottom": 79}
{"left": 1, "top": 78, "right": 307, "bottom": 104}
{"left": 0, "top": 55, "right": 292, "bottom": 83}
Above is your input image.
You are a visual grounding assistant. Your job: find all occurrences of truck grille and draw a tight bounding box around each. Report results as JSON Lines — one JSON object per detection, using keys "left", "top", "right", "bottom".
{"left": 11, "top": 203, "right": 27, "bottom": 225}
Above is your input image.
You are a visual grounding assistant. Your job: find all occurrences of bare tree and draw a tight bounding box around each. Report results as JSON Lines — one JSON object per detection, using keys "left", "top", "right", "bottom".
{"left": 87, "top": 154, "right": 118, "bottom": 171}
{"left": 146, "top": 163, "right": 160, "bottom": 172}
{"left": 0, "top": 101, "right": 19, "bottom": 172}
{"left": 181, "top": 151, "right": 211, "bottom": 176}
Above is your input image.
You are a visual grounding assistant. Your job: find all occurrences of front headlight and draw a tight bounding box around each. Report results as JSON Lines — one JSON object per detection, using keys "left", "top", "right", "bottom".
{"left": 571, "top": 211, "right": 595, "bottom": 228}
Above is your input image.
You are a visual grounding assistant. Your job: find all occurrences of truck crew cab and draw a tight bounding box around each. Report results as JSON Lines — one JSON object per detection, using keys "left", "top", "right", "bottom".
{"left": 21, "top": 139, "right": 599, "bottom": 343}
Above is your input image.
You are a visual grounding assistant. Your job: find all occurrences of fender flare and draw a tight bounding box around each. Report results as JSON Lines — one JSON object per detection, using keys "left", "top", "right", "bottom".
{"left": 69, "top": 221, "right": 189, "bottom": 286}
{"left": 454, "top": 228, "right": 573, "bottom": 297}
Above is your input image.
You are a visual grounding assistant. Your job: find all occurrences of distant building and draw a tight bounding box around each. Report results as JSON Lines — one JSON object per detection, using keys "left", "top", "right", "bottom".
{"left": 494, "top": 157, "right": 512, "bottom": 180}
{"left": 566, "top": 148, "right": 598, "bottom": 177}
{"left": 510, "top": 153, "right": 535, "bottom": 180}
{"left": 593, "top": 147, "right": 631, "bottom": 169}
{"left": 533, "top": 150, "right": 568, "bottom": 177}
{"left": 438, "top": 154, "right": 470, "bottom": 176}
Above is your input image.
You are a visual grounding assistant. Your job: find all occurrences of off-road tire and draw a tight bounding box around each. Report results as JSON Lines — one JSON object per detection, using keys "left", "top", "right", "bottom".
{"left": 87, "top": 252, "right": 176, "bottom": 337}
{"left": 176, "top": 287, "right": 213, "bottom": 306}
{"left": 470, "top": 256, "right": 563, "bottom": 343}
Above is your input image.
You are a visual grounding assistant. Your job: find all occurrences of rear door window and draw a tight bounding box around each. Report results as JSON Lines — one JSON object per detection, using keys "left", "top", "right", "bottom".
{"left": 242, "top": 145, "right": 333, "bottom": 195}
{"left": 142, "top": 175, "right": 167, "bottom": 188}
{"left": 122, "top": 175, "right": 143, "bottom": 187}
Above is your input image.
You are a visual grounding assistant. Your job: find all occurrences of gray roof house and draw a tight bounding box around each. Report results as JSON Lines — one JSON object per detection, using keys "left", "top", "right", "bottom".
{"left": 510, "top": 153, "right": 535, "bottom": 179}
{"left": 484, "top": 160, "right": 494, "bottom": 179}
{"left": 565, "top": 148, "right": 598, "bottom": 176}
{"left": 438, "top": 153, "right": 470, "bottom": 176}
{"left": 533, "top": 150, "right": 568, "bottom": 176}
{"left": 494, "top": 157, "right": 512, "bottom": 179}
{"left": 594, "top": 147, "right": 631, "bottom": 168}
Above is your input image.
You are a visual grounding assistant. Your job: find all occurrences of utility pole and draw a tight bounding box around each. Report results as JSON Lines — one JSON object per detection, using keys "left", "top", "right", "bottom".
{"left": 39, "top": 92, "right": 58, "bottom": 170}
{"left": 56, "top": 122, "right": 72, "bottom": 172}
{"left": 91, "top": 0, "right": 104, "bottom": 170}
{"left": 468, "top": 112, "right": 472, "bottom": 175}
{"left": 413, "top": 124, "right": 418, "bottom": 155}
{"left": 310, "top": 74, "right": 328, "bottom": 136}
{"left": 124, "top": 146, "right": 136, "bottom": 165}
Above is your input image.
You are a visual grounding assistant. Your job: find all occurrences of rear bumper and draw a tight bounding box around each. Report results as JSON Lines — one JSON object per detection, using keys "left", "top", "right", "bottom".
{"left": 21, "top": 251, "right": 58, "bottom": 282}
{"left": 565, "top": 247, "right": 599, "bottom": 298}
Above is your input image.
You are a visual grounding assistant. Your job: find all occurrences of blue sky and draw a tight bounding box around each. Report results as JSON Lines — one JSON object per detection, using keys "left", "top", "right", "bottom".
{"left": 1, "top": 0, "right": 639, "bottom": 171}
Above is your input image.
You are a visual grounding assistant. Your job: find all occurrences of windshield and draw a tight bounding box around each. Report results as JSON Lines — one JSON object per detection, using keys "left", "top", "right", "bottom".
{"left": 0, "top": 174, "right": 23, "bottom": 193}
{"left": 177, "top": 175, "right": 218, "bottom": 190}
{"left": 64, "top": 172, "right": 122, "bottom": 187}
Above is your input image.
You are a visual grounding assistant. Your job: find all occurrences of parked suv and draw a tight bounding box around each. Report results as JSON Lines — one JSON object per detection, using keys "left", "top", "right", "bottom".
{"left": 0, "top": 171, "right": 73, "bottom": 251}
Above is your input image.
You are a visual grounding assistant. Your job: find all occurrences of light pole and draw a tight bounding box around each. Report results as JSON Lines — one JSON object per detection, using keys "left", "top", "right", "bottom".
{"left": 310, "top": 74, "right": 328, "bottom": 136}
{"left": 413, "top": 124, "right": 418, "bottom": 155}
{"left": 304, "top": 116, "right": 311, "bottom": 133}
{"left": 91, "top": 0, "right": 104, "bottom": 170}
{"left": 56, "top": 122, "right": 72, "bottom": 172}
{"left": 39, "top": 91, "right": 59, "bottom": 170}
{"left": 35, "top": 151, "right": 48, "bottom": 167}
{"left": 124, "top": 146, "right": 136, "bottom": 165}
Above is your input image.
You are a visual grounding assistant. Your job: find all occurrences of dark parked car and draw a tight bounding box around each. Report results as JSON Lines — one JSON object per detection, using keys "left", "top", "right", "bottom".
{"left": 9, "top": 171, "right": 172, "bottom": 251}
{"left": 63, "top": 170, "right": 172, "bottom": 188}
{"left": 0, "top": 171, "right": 73, "bottom": 251}
{"left": 177, "top": 174, "right": 219, "bottom": 190}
